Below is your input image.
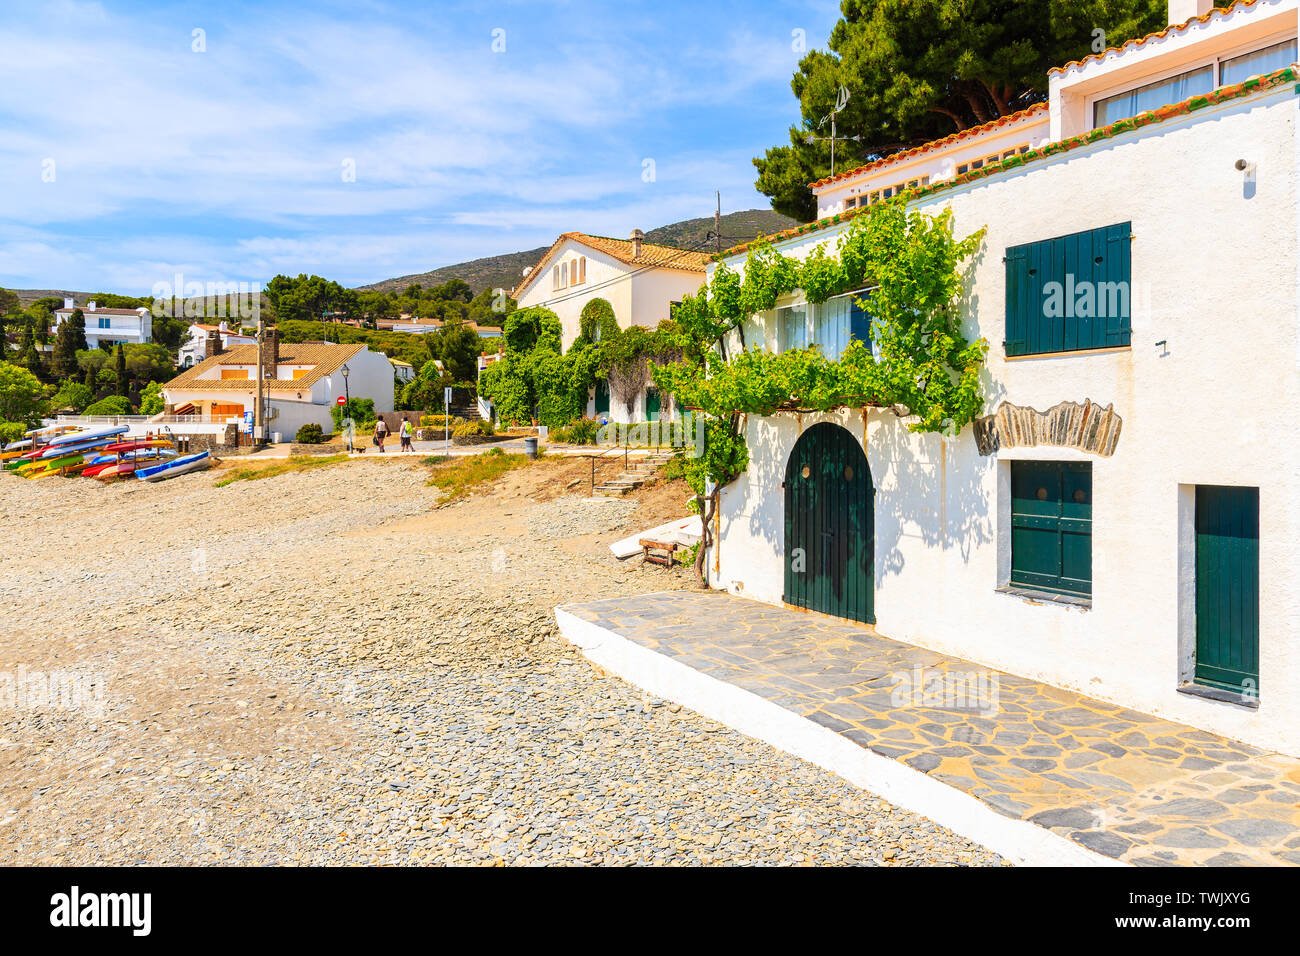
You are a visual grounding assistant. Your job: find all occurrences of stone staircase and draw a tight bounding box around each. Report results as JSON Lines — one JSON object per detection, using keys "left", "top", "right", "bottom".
{"left": 593, "top": 453, "right": 677, "bottom": 497}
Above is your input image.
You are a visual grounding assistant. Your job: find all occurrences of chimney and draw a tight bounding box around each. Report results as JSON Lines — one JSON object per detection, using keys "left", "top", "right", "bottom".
{"left": 1168, "top": 0, "right": 1213, "bottom": 25}
{"left": 219, "top": 320, "right": 229, "bottom": 332}
{"left": 87, "top": 300, "right": 97, "bottom": 311}
{"left": 262, "top": 328, "right": 280, "bottom": 380}
{"left": 629, "top": 229, "right": 644, "bottom": 259}
{"left": 205, "top": 330, "right": 222, "bottom": 358}
{"left": 63, "top": 297, "right": 74, "bottom": 309}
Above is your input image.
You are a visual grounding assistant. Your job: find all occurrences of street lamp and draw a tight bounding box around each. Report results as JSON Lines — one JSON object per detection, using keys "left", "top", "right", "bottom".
{"left": 341, "top": 363, "right": 352, "bottom": 453}
{"left": 804, "top": 84, "right": 861, "bottom": 178}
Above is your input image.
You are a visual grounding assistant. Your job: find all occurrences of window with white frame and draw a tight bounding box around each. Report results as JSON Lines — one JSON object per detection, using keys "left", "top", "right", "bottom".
{"left": 777, "top": 305, "right": 808, "bottom": 352}
{"left": 1093, "top": 36, "right": 1298, "bottom": 129}
{"left": 813, "top": 298, "right": 851, "bottom": 361}
{"left": 1221, "top": 37, "right": 1297, "bottom": 85}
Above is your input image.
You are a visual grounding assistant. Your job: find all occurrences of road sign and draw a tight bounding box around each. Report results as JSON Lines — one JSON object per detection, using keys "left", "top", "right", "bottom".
{"left": 337, "top": 396, "right": 346, "bottom": 406}
{"left": 444, "top": 386, "right": 452, "bottom": 406}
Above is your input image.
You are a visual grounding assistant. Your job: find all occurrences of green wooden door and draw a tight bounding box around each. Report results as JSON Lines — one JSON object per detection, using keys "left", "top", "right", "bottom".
{"left": 645, "top": 387, "right": 661, "bottom": 421}
{"left": 1195, "top": 486, "right": 1259, "bottom": 697}
{"left": 1010, "top": 461, "right": 1092, "bottom": 596}
{"left": 594, "top": 381, "right": 610, "bottom": 415}
{"left": 784, "top": 423, "right": 874, "bottom": 624}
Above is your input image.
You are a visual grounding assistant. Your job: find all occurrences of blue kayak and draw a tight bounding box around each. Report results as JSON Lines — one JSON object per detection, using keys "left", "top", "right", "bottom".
{"left": 135, "top": 451, "right": 211, "bottom": 481}
{"left": 45, "top": 425, "right": 129, "bottom": 448}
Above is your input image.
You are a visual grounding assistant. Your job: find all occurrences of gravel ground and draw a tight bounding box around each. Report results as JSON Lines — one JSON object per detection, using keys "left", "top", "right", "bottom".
{"left": 0, "top": 457, "right": 1004, "bottom": 866}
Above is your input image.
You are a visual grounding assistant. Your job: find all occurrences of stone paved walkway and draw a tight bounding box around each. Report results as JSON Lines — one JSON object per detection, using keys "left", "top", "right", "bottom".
{"left": 558, "top": 591, "right": 1300, "bottom": 866}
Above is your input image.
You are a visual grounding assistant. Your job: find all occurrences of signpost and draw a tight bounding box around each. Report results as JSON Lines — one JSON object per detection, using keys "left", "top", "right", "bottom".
{"left": 444, "top": 386, "right": 452, "bottom": 447}
{"left": 336, "top": 396, "right": 346, "bottom": 406}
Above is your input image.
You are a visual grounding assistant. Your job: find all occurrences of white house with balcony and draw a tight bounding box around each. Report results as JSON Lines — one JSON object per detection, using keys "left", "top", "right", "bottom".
{"left": 511, "top": 230, "right": 709, "bottom": 422}
{"left": 53, "top": 298, "right": 152, "bottom": 348}
{"left": 177, "top": 321, "right": 256, "bottom": 368}
{"left": 161, "top": 334, "right": 394, "bottom": 435}
{"left": 704, "top": 0, "right": 1300, "bottom": 756}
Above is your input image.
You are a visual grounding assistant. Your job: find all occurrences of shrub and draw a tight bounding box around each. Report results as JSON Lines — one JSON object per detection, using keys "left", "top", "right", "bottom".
{"left": 83, "top": 395, "right": 132, "bottom": 416}
{"left": 660, "top": 455, "right": 686, "bottom": 481}
{"left": 0, "top": 421, "right": 26, "bottom": 445}
{"left": 452, "top": 419, "right": 494, "bottom": 438}
{"left": 295, "top": 423, "right": 326, "bottom": 444}
{"left": 50, "top": 381, "right": 94, "bottom": 413}
{"left": 331, "top": 397, "right": 375, "bottom": 431}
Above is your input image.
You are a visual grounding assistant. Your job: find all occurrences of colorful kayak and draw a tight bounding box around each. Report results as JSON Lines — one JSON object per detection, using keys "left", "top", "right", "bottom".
{"left": 102, "top": 440, "right": 174, "bottom": 454}
{"left": 82, "top": 449, "right": 176, "bottom": 476}
{"left": 39, "top": 438, "right": 114, "bottom": 458}
{"left": 44, "top": 425, "right": 129, "bottom": 448}
{"left": 25, "top": 454, "right": 84, "bottom": 478}
{"left": 135, "top": 451, "right": 211, "bottom": 481}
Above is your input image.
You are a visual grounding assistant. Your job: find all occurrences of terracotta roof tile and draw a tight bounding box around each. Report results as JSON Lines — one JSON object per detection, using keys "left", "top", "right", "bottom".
{"left": 810, "top": 103, "right": 1048, "bottom": 190}
{"left": 512, "top": 232, "right": 709, "bottom": 298}
{"left": 163, "top": 342, "right": 366, "bottom": 392}
{"left": 724, "top": 65, "right": 1297, "bottom": 259}
{"left": 1049, "top": 0, "right": 1266, "bottom": 77}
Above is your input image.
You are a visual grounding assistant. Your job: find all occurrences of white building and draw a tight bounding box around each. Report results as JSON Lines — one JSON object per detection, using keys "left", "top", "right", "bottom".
{"left": 53, "top": 298, "right": 152, "bottom": 348}
{"left": 161, "top": 334, "right": 394, "bottom": 435}
{"left": 706, "top": 0, "right": 1300, "bottom": 755}
{"left": 511, "top": 230, "right": 709, "bottom": 422}
{"left": 177, "top": 321, "right": 257, "bottom": 368}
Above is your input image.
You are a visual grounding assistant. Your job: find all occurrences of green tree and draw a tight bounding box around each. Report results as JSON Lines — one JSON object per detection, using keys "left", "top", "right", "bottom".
{"left": 430, "top": 319, "right": 482, "bottom": 383}
{"left": 754, "top": 0, "right": 1168, "bottom": 219}
{"left": 51, "top": 307, "right": 87, "bottom": 378}
{"left": 50, "top": 380, "right": 94, "bottom": 413}
{"left": 138, "top": 380, "right": 165, "bottom": 415}
{"left": 0, "top": 287, "right": 20, "bottom": 315}
{"left": 114, "top": 344, "right": 129, "bottom": 397}
{"left": 0, "top": 362, "right": 46, "bottom": 424}
{"left": 18, "top": 320, "right": 42, "bottom": 376}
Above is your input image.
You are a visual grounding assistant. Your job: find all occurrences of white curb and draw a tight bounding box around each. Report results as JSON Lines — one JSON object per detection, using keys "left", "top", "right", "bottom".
{"left": 555, "top": 605, "right": 1126, "bottom": 867}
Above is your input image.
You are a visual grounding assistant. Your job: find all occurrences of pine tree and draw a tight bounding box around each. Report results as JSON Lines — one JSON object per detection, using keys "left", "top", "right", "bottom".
{"left": 84, "top": 363, "right": 97, "bottom": 391}
{"left": 51, "top": 308, "right": 84, "bottom": 378}
{"left": 114, "top": 343, "right": 129, "bottom": 397}
{"left": 20, "top": 320, "right": 43, "bottom": 377}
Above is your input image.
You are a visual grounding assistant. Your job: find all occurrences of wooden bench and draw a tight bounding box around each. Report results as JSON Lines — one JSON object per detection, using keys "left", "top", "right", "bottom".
{"left": 639, "top": 538, "right": 679, "bottom": 570}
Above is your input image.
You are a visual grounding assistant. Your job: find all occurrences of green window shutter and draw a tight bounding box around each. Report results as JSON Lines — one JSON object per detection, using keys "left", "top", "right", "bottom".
{"left": 1004, "top": 245, "right": 1030, "bottom": 356}
{"left": 1010, "top": 461, "right": 1092, "bottom": 596}
{"left": 1006, "top": 222, "right": 1131, "bottom": 356}
{"left": 1103, "top": 222, "right": 1132, "bottom": 348}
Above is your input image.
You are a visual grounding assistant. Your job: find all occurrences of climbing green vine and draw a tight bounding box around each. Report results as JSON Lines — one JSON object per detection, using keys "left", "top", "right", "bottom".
{"left": 655, "top": 200, "right": 987, "bottom": 585}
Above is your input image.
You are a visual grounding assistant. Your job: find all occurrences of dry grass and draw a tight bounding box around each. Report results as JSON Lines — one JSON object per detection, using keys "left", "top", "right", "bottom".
{"left": 426, "top": 449, "right": 532, "bottom": 501}
{"left": 213, "top": 454, "right": 351, "bottom": 487}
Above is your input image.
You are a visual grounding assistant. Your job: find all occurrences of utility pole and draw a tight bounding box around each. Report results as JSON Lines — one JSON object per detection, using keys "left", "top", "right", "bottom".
{"left": 714, "top": 190, "right": 721, "bottom": 257}
{"left": 254, "top": 313, "right": 264, "bottom": 444}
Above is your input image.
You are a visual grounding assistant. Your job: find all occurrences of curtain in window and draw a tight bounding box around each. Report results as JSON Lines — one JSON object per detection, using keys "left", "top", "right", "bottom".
{"left": 1221, "top": 39, "right": 1297, "bottom": 86}
{"left": 777, "top": 306, "right": 807, "bottom": 352}
{"left": 1093, "top": 65, "right": 1212, "bottom": 127}
{"left": 813, "top": 298, "right": 850, "bottom": 360}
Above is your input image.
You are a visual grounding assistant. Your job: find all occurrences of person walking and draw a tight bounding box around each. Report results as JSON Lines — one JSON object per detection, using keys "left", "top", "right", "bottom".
{"left": 374, "top": 416, "right": 388, "bottom": 453}
{"left": 399, "top": 418, "right": 412, "bottom": 452}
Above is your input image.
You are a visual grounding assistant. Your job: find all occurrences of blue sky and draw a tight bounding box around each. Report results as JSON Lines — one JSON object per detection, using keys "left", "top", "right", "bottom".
{"left": 0, "top": 0, "right": 841, "bottom": 293}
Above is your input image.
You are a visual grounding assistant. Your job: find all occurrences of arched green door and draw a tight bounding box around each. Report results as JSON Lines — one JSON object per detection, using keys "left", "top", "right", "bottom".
{"left": 784, "top": 422, "right": 875, "bottom": 624}
{"left": 645, "top": 387, "right": 661, "bottom": 421}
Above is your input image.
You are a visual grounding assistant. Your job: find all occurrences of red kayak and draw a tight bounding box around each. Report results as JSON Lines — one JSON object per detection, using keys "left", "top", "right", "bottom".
{"left": 102, "top": 439, "right": 174, "bottom": 454}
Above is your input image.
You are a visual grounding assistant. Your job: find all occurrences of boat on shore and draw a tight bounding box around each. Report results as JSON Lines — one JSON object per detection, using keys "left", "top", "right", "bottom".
{"left": 134, "top": 451, "right": 211, "bottom": 481}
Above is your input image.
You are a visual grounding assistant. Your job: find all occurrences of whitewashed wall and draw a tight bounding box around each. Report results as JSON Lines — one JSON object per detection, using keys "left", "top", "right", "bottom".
{"left": 712, "top": 87, "right": 1300, "bottom": 755}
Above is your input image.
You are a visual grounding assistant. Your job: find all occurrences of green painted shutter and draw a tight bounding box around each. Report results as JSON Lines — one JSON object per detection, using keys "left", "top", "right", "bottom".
{"left": 1103, "top": 223, "right": 1132, "bottom": 348}
{"left": 1195, "top": 486, "right": 1259, "bottom": 697}
{"left": 1010, "top": 461, "right": 1092, "bottom": 596}
{"left": 1005, "top": 223, "right": 1131, "bottom": 356}
{"left": 1004, "top": 245, "right": 1030, "bottom": 356}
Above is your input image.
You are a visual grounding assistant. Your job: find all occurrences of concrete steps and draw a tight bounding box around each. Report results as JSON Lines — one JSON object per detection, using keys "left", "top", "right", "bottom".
{"left": 593, "top": 454, "right": 677, "bottom": 496}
